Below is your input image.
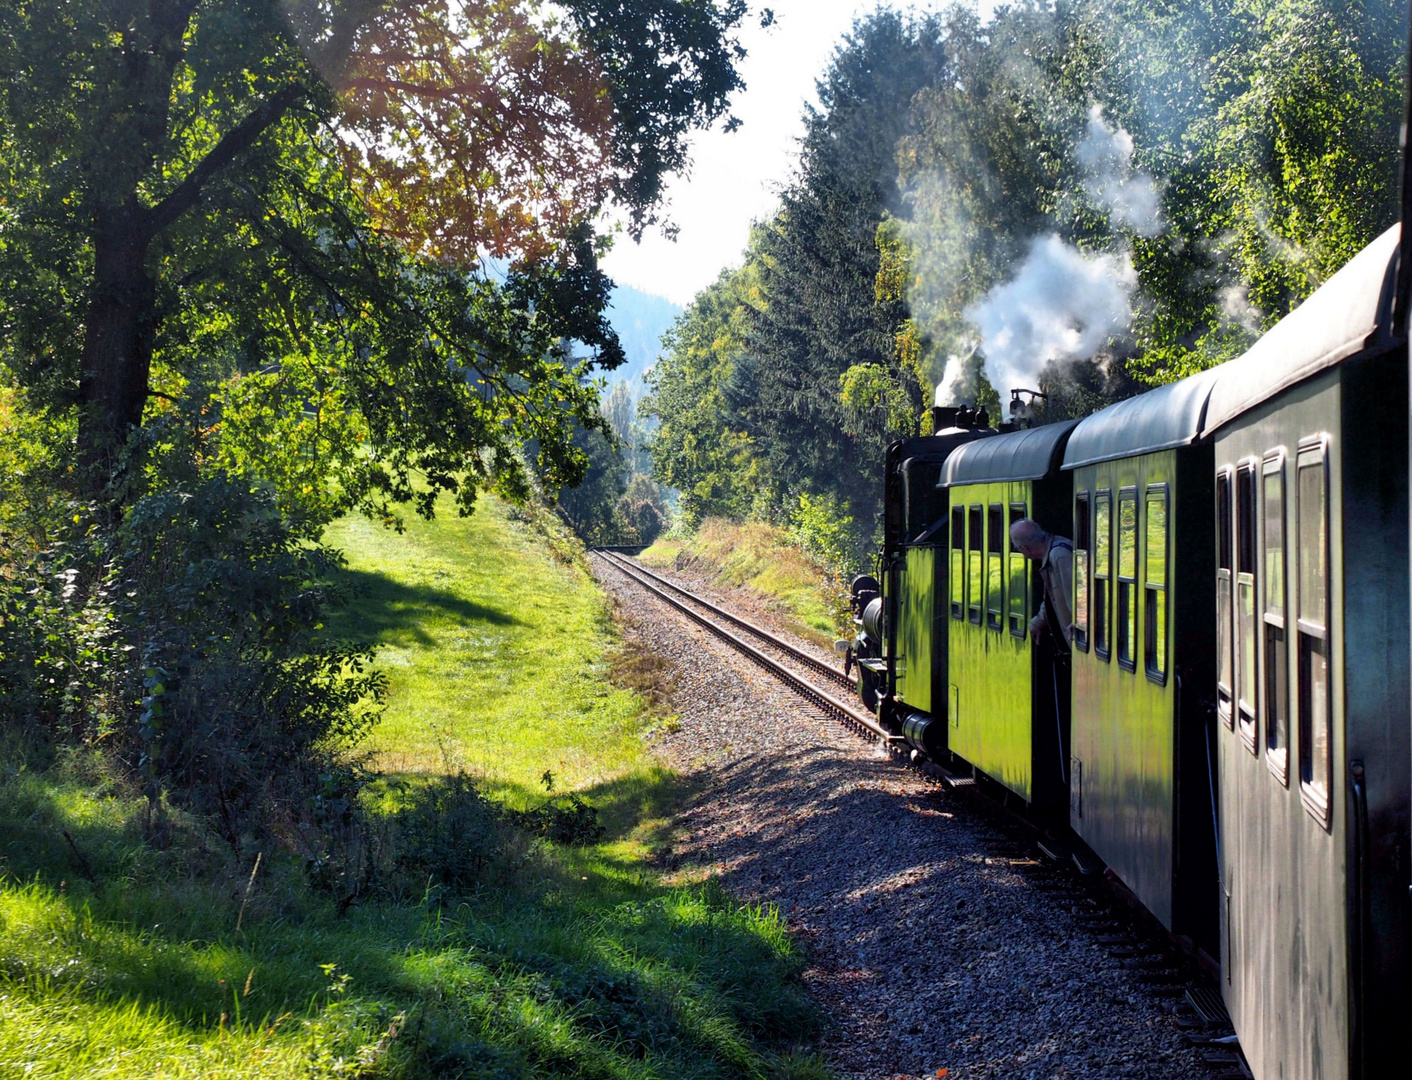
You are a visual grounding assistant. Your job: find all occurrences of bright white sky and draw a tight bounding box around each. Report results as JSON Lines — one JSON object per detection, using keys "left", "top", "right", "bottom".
{"left": 600, "top": 1, "right": 999, "bottom": 307}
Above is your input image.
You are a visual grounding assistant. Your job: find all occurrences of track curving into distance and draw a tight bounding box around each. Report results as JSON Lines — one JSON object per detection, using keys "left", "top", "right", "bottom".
{"left": 591, "top": 549, "right": 889, "bottom": 743}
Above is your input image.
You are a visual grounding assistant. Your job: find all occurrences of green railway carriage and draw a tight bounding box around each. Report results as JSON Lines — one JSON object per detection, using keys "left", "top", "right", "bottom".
{"left": 938, "top": 421, "right": 1078, "bottom": 809}
{"left": 864, "top": 416, "right": 995, "bottom": 744}
{"left": 1060, "top": 369, "right": 1222, "bottom": 954}
{"left": 849, "top": 223, "right": 1412, "bottom": 1080}
{"left": 1205, "top": 226, "right": 1409, "bottom": 1080}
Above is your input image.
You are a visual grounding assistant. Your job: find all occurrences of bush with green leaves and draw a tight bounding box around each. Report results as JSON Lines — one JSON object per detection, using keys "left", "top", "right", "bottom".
{"left": 113, "top": 474, "right": 386, "bottom": 845}
{"left": 0, "top": 425, "right": 386, "bottom": 848}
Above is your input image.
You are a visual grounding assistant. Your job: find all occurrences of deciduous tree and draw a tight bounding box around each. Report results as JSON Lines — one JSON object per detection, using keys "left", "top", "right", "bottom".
{"left": 0, "top": 0, "right": 748, "bottom": 509}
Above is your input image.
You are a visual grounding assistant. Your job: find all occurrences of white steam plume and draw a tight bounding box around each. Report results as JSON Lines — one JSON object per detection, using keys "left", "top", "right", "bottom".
{"left": 958, "top": 107, "right": 1158, "bottom": 417}
{"left": 963, "top": 235, "right": 1136, "bottom": 412}
{"left": 1076, "top": 105, "right": 1162, "bottom": 237}
{"left": 1219, "top": 282, "right": 1261, "bottom": 334}
{"left": 934, "top": 349, "right": 975, "bottom": 410}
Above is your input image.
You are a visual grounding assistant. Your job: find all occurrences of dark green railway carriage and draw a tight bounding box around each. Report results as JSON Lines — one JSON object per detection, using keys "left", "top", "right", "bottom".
{"left": 938, "top": 421, "right": 1078, "bottom": 809}
{"left": 1206, "top": 225, "right": 1408, "bottom": 1080}
{"left": 1060, "top": 370, "right": 1221, "bottom": 954}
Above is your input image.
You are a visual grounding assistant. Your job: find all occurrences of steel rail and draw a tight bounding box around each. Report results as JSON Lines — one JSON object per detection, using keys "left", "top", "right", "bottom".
{"left": 591, "top": 550, "right": 890, "bottom": 743}
{"left": 591, "top": 562, "right": 1225, "bottom": 1032}
{"left": 595, "top": 549, "right": 852, "bottom": 690}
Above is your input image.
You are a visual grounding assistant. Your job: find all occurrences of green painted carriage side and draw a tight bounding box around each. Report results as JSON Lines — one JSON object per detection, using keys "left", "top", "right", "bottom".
{"left": 1069, "top": 448, "right": 1182, "bottom": 930}
{"left": 946, "top": 480, "right": 1034, "bottom": 800}
{"left": 895, "top": 544, "right": 939, "bottom": 714}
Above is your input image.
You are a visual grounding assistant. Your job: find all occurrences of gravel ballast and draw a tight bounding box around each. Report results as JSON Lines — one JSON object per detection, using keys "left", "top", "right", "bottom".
{"left": 593, "top": 553, "right": 1214, "bottom": 1080}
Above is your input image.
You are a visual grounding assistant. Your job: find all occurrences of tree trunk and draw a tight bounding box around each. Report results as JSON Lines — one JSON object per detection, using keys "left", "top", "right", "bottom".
{"left": 77, "top": 199, "right": 157, "bottom": 488}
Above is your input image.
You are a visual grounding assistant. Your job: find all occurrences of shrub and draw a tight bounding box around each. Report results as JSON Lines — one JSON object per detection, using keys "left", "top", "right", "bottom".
{"left": 1, "top": 458, "right": 387, "bottom": 849}
{"left": 113, "top": 475, "right": 386, "bottom": 844}
{"left": 383, "top": 773, "right": 517, "bottom": 895}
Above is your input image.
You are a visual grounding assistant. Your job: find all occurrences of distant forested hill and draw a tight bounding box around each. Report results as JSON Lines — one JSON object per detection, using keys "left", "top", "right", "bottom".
{"left": 605, "top": 285, "right": 682, "bottom": 398}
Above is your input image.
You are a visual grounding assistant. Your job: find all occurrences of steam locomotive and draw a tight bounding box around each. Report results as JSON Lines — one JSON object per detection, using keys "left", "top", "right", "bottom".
{"left": 849, "top": 223, "right": 1409, "bottom": 1080}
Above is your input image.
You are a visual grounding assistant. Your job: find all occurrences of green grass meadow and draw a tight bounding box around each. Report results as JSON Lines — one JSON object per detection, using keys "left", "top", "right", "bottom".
{"left": 0, "top": 497, "right": 827, "bottom": 1080}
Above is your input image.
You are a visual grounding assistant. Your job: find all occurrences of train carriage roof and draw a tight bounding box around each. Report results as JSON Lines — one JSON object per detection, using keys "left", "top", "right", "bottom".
{"left": 1202, "top": 223, "right": 1400, "bottom": 434}
{"left": 940, "top": 418, "right": 1080, "bottom": 487}
{"left": 1062, "top": 366, "right": 1223, "bottom": 470}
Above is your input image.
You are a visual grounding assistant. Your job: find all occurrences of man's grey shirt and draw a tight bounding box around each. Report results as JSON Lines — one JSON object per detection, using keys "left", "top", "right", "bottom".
{"left": 1033, "top": 539, "right": 1074, "bottom": 643}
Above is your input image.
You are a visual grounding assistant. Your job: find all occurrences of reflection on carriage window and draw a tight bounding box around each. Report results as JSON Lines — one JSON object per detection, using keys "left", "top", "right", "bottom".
{"left": 950, "top": 507, "right": 965, "bottom": 620}
{"left": 1216, "top": 470, "right": 1234, "bottom": 727}
{"left": 1144, "top": 488, "right": 1167, "bottom": 682}
{"left": 1298, "top": 443, "right": 1331, "bottom": 823}
{"left": 1073, "top": 493, "right": 1090, "bottom": 651}
{"left": 1263, "top": 457, "right": 1288, "bottom": 781}
{"left": 1007, "top": 503, "right": 1028, "bottom": 637}
{"left": 1117, "top": 490, "right": 1137, "bottom": 670}
{"left": 968, "top": 506, "right": 983, "bottom": 625}
{"left": 987, "top": 504, "right": 1003, "bottom": 631}
{"left": 1094, "top": 493, "right": 1111, "bottom": 659}
{"left": 1236, "top": 463, "right": 1258, "bottom": 752}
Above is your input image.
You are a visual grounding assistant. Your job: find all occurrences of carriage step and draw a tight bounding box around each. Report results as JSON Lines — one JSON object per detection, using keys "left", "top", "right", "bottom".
{"left": 1184, "top": 987, "right": 1232, "bottom": 1026}
{"left": 937, "top": 767, "right": 975, "bottom": 789}
{"left": 1071, "top": 848, "right": 1105, "bottom": 876}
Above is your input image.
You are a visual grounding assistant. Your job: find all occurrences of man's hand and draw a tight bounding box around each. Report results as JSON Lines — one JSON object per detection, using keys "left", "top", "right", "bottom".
{"left": 1029, "top": 613, "right": 1046, "bottom": 638}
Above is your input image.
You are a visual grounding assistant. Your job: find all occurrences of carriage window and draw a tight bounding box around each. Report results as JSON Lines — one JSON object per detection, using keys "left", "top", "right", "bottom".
{"left": 1263, "top": 455, "right": 1288, "bottom": 783}
{"left": 1144, "top": 487, "right": 1168, "bottom": 683}
{"left": 1298, "top": 441, "right": 1331, "bottom": 825}
{"left": 1216, "top": 470, "right": 1235, "bottom": 729}
{"left": 987, "top": 505, "right": 1004, "bottom": 630}
{"left": 1094, "top": 492, "right": 1112, "bottom": 659}
{"left": 968, "top": 505, "right": 983, "bottom": 624}
{"left": 1117, "top": 489, "right": 1137, "bottom": 671}
{"left": 1236, "top": 462, "right": 1258, "bottom": 754}
{"left": 1007, "top": 502, "right": 1028, "bottom": 637}
{"left": 1073, "top": 493, "right": 1091, "bottom": 651}
{"left": 950, "top": 507, "right": 965, "bottom": 620}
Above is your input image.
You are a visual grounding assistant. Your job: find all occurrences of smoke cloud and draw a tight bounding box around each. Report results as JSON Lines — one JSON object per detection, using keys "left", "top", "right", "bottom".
{"left": 963, "top": 235, "right": 1136, "bottom": 409}
{"left": 950, "top": 107, "right": 1159, "bottom": 416}
{"left": 933, "top": 348, "right": 979, "bottom": 412}
{"left": 1076, "top": 105, "right": 1163, "bottom": 237}
{"left": 1219, "top": 282, "right": 1261, "bottom": 335}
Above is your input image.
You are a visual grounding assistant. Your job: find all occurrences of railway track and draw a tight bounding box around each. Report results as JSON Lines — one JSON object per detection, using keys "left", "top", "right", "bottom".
{"left": 594, "top": 547, "right": 1240, "bottom": 1073}
{"left": 591, "top": 549, "right": 890, "bottom": 743}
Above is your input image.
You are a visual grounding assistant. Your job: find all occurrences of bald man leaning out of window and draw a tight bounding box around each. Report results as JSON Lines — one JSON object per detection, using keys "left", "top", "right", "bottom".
{"left": 1009, "top": 518, "right": 1074, "bottom": 647}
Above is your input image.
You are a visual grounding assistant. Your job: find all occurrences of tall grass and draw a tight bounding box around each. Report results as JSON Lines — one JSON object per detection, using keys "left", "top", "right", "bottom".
{"left": 0, "top": 496, "right": 829, "bottom": 1079}
{"left": 638, "top": 520, "right": 848, "bottom": 643}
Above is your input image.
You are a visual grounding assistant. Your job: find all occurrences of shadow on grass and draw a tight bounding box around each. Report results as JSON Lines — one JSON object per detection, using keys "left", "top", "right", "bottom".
{"left": 0, "top": 770, "right": 385, "bottom": 1028}
{"left": 476, "top": 765, "right": 700, "bottom": 846}
{"left": 327, "top": 566, "right": 521, "bottom": 646}
{"left": 0, "top": 768, "right": 823, "bottom": 1076}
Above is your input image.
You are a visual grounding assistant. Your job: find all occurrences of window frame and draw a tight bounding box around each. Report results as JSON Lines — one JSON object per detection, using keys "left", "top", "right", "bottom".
{"left": 1073, "top": 492, "right": 1091, "bottom": 652}
{"left": 986, "top": 503, "right": 1004, "bottom": 631}
{"left": 1216, "top": 468, "right": 1235, "bottom": 730}
{"left": 1143, "top": 483, "right": 1169, "bottom": 686}
{"left": 949, "top": 506, "right": 965, "bottom": 620}
{"left": 1262, "top": 451, "right": 1290, "bottom": 786}
{"left": 967, "top": 505, "right": 984, "bottom": 625}
{"left": 1094, "top": 489, "right": 1112, "bottom": 661}
{"left": 1235, "top": 459, "right": 1259, "bottom": 755}
{"left": 1296, "top": 436, "right": 1333, "bottom": 829}
{"left": 1007, "top": 501, "right": 1029, "bottom": 638}
{"left": 1116, "top": 486, "right": 1138, "bottom": 673}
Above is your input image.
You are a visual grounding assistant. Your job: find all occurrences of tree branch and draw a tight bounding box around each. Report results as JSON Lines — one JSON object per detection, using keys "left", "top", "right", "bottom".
{"left": 145, "top": 82, "right": 307, "bottom": 239}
